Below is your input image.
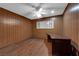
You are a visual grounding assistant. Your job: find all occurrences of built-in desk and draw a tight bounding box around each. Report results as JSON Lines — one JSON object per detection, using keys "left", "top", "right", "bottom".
{"left": 47, "top": 34, "right": 72, "bottom": 56}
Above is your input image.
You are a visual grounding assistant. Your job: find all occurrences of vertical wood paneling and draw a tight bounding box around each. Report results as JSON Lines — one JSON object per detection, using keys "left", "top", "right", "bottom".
{"left": 0, "top": 8, "right": 32, "bottom": 48}
{"left": 63, "top": 4, "right": 78, "bottom": 50}
{"left": 32, "top": 16, "right": 63, "bottom": 39}
{"left": 78, "top": 10, "right": 79, "bottom": 51}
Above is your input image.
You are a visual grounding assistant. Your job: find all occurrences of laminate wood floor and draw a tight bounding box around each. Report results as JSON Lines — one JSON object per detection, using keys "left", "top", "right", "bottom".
{"left": 0, "top": 38, "right": 48, "bottom": 56}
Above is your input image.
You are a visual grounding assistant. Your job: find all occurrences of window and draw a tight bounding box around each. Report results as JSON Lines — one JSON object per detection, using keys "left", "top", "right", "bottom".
{"left": 36, "top": 18, "right": 55, "bottom": 29}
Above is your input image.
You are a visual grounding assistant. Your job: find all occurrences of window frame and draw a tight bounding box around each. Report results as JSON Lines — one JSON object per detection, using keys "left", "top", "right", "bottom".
{"left": 36, "top": 18, "right": 55, "bottom": 29}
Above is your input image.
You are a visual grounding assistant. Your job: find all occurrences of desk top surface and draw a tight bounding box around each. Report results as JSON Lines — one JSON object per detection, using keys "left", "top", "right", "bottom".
{"left": 48, "top": 34, "right": 70, "bottom": 40}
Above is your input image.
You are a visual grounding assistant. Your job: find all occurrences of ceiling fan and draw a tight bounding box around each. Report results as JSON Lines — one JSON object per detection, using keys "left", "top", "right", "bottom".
{"left": 26, "top": 3, "right": 47, "bottom": 18}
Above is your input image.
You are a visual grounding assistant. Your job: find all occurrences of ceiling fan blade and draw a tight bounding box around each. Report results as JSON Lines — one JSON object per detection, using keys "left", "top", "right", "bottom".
{"left": 35, "top": 3, "right": 43, "bottom": 10}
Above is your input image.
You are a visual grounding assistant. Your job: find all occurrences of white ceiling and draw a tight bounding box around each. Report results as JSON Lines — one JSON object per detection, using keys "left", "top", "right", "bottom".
{"left": 0, "top": 3, "right": 67, "bottom": 20}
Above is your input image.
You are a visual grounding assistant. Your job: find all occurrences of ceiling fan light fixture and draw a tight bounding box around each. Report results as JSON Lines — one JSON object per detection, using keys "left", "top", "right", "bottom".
{"left": 34, "top": 8, "right": 45, "bottom": 18}
{"left": 39, "top": 8, "right": 43, "bottom": 12}
{"left": 38, "top": 8, "right": 47, "bottom": 14}
{"left": 36, "top": 12, "right": 42, "bottom": 18}
{"left": 37, "top": 14, "right": 42, "bottom": 18}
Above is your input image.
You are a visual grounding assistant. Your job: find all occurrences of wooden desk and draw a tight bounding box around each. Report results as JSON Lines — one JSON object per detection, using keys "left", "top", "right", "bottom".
{"left": 47, "top": 34, "right": 72, "bottom": 56}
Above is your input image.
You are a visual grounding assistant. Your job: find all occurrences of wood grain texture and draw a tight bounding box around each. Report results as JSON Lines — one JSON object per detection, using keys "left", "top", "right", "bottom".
{"left": 63, "top": 3, "right": 78, "bottom": 50}
{"left": 77, "top": 6, "right": 79, "bottom": 52}
{"left": 0, "top": 38, "right": 48, "bottom": 56}
{"left": 32, "top": 16, "right": 63, "bottom": 39}
{"left": 44, "top": 38, "right": 52, "bottom": 56}
{"left": 0, "top": 8, "right": 32, "bottom": 48}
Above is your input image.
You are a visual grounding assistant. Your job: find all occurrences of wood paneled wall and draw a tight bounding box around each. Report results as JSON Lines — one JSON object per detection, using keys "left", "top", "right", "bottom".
{"left": 63, "top": 4, "right": 78, "bottom": 51}
{"left": 78, "top": 9, "right": 79, "bottom": 52}
{"left": 32, "top": 16, "right": 63, "bottom": 39}
{"left": 0, "top": 8, "right": 32, "bottom": 48}
{"left": 1, "top": 3, "right": 79, "bottom": 53}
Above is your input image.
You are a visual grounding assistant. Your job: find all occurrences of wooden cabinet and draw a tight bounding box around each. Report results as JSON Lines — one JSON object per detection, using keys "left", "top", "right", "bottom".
{"left": 47, "top": 34, "right": 72, "bottom": 56}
